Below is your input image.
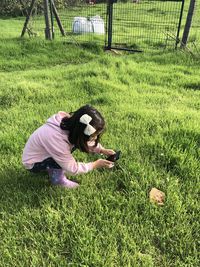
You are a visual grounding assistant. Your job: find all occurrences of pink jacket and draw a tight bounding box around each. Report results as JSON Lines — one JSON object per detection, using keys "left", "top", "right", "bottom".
{"left": 22, "top": 111, "right": 103, "bottom": 175}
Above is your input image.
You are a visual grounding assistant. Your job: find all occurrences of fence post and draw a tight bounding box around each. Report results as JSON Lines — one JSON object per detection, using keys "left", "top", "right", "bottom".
{"left": 49, "top": 0, "right": 54, "bottom": 39}
{"left": 43, "top": 0, "right": 52, "bottom": 40}
{"left": 107, "top": 0, "right": 114, "bottom": 50}
{"left": 175, "top": 0, "right": 185, "bottom": 49}
{"left": 181, "top": 0, "right": 196, "bottom": 48}
{"left": 21, "top": 0, "right": 37, "bottom": 37}
{"left": 51, "top": 0, "right": 65, "bottom": 36}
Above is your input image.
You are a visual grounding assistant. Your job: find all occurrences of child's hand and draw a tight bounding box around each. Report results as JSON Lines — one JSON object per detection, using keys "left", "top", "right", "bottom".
{"left": 92, "top": 159, "right": 114, "bottom": 169}
{"left": 100, "top": 148, "right": 115, "bottom": 156}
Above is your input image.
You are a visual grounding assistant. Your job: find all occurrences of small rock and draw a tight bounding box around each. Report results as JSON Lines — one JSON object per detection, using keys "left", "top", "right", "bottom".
{"left": 149, "top": 187, "right": 165, "bottom": 206}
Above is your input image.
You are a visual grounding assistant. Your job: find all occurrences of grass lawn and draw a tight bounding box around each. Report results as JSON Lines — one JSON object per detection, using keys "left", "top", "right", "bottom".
{"left": 0, "top": 17, "right": 200, "bottom": 267}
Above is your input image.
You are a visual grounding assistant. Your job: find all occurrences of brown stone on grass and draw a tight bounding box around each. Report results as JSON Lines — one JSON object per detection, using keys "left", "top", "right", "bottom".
{"left": 149, "top": 187, "right": 165, "bottom": 206}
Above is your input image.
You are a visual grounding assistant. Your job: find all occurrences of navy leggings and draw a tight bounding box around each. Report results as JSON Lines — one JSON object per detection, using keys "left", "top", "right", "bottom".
{"left": 30, "top": 157, "right": 61, "bottom": 173}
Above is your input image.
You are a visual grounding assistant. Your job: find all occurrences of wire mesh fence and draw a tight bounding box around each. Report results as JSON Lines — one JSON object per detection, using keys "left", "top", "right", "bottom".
{"left": 28, "top": 0, "right": 107, "bottom": 44}
{"left": 56, "top": 1, "right": 107, "bottom": 45}
{"left": 22, "top": 3, "right": 45, "bottom": 38}
{"left": 107, "top": 0, "right": 184, "bottom": 50}
{"left": 26, "top": 0, "right": 185, "bottom": 50}
{"left": 11, "top": 0, "right": 200, "bottom": 54}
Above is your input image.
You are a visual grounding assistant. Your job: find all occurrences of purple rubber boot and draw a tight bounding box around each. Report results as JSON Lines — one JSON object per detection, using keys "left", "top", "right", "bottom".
{"left": 47, "top": 169, "right": 79, "bottom": 189}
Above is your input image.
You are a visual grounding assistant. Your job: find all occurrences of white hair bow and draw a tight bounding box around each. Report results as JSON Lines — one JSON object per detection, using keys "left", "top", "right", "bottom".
{"left": 79, "top": 114, "right": 96, "bottom": 136}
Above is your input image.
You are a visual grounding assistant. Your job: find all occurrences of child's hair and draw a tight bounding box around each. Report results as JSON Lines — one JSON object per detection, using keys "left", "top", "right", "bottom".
{"left": 60, "top": 105, "right": 105, "bottom": 153}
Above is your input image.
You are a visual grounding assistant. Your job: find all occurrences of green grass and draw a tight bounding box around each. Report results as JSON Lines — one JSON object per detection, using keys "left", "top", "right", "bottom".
{"left": 0, "top": 18, "right": 200, "bottom": 267}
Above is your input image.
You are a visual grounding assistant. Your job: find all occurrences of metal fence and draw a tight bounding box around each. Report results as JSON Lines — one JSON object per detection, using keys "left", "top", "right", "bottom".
{"left": 26, "top": 0, "right": 107, "bottom": 44}
{"left": 22, "top": 0, "right": 186, "bottom": 51}
{"left": 106, "top": 0, "right": 184, "bottom": 51}
{"left": 56, "top": 1, "right": 107, "bottom": 45}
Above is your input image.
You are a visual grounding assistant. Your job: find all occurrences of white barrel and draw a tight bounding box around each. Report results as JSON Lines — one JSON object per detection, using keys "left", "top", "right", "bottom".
{"left": 90, "top": 16, "right": 105, "bottom": 34}
{"left": 72, "top": 17, "right": 93, "bottom": 34}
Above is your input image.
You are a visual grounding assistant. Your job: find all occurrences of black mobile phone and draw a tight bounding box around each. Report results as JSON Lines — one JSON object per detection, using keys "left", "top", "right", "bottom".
{"left": 106, "top": 151, "right": 121, "bottom": 162}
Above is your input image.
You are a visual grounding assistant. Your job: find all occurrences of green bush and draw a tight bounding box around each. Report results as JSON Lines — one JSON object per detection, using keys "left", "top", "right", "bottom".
{"left": 0, "top": 0, "right": 166, "bottom": 17}
{"left": 0, "top": 0, "right": 23, "bottom": 17}
{"left": 0, "top": 0, "right": 43, "bottom": 17}
{"left": 0, "top": 0, "right": 107, "bottom": 17}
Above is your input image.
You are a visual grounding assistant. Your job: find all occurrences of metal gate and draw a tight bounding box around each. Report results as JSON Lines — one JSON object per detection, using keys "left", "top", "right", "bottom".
{"left": 105, "top": 0, "right": 185, "bottom": 51}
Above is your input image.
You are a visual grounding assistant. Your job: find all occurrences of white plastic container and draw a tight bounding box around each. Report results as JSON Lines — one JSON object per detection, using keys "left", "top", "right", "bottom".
{"left": 72, "top": 17, "right": 93, "bottom": 34}
{"left": 72, "top": 16, "right": 104, "bottom": 34}
{"left": 90, "top": 15, "right": 105, "bottom": 34}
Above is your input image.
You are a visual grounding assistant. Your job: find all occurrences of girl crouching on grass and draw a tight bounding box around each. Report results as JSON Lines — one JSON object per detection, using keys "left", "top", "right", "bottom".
{"left": 22, "top": 105, "right": 115, "bottom": 188}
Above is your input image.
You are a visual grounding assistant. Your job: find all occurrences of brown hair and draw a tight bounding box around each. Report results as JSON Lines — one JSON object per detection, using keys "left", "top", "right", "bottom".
{"left": 60, "top": 105, "right": 105, "bottom": 153}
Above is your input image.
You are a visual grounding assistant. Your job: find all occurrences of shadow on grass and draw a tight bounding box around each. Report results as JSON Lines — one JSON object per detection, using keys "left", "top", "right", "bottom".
{"left": 0, "top": 168, "right": 54, "bottom": 213}
{"left": 131, "top": 48, "right": 200, "bottom": 67}
{"left": 183, "top": 81, "right": 200, "bottom": 91}
{"left": 0, "top": 37, "right": 102, "bottom": 72}
{"left": 0, "top": 16, "right": 25, "bottom": 20}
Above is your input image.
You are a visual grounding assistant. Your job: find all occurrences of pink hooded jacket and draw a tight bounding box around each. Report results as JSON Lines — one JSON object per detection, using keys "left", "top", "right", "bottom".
{"left": 22, "top": 111, "right": 103, "bottom": 175}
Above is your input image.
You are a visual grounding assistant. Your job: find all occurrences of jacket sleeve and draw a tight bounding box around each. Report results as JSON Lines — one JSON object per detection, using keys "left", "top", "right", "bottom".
{"left": 43, "top": 134, "right": 93, "bottom": 175}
